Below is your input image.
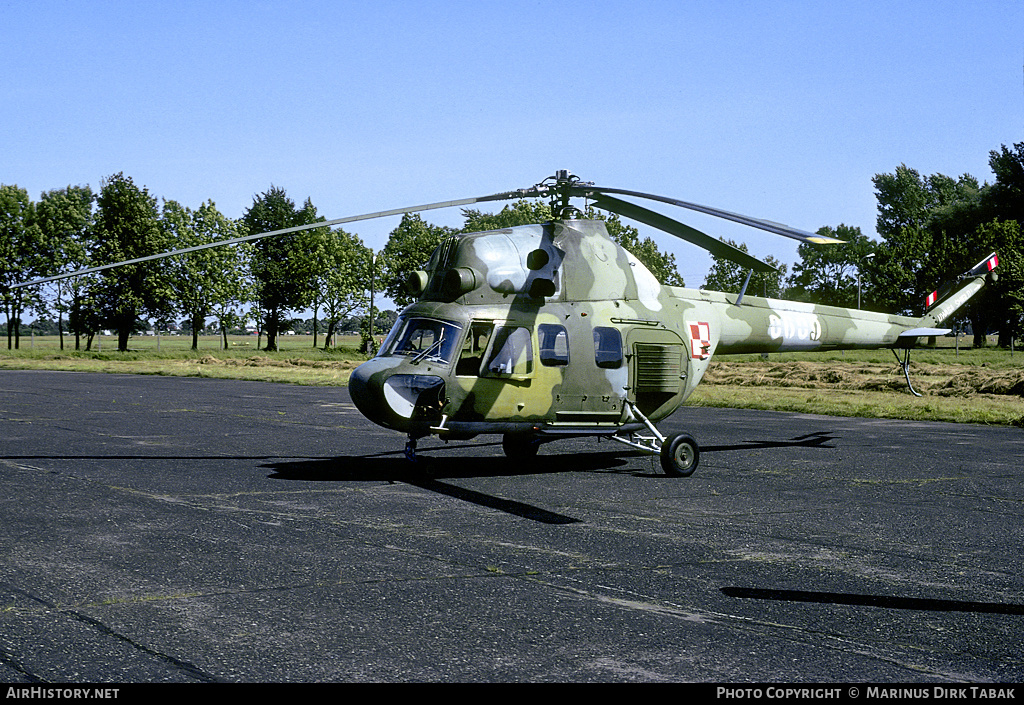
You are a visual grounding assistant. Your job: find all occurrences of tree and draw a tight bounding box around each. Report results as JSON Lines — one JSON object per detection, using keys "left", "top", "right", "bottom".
{"left": 209, "top": 240, "right": 254, "bottom": 350}
{"left": 985, "top": 142, "right": 1024, "bottom": 225}
{"left": 90, "top": 173, "right": 173, "bottom": 351}
{"left": 378, "top": 213, "right": 457, "bottom": 307}
{"left": 242, "top": 186, "right": 325, "bottom": 351}
{"left": 871, "top": 165, "right": 981, "bottom": 316}
{"left": 872, "top": 151, "right": 1024, "bottom": 345}
{"left": 461, "top": 199, "right": 554, "bottom": 232}
{"left": 980, "top": 143, "right": 1024, "bottom": 346}
{"left": 786, "top": 225, "right": 876, "bottom": 308}
{"left": 703, "top": 239, "right": 787, "bottom": 298}
{"left": 161, "top": 199, "right": 248, "bottom": 350}
{"left": 34, "top": 186, "right": 95, "bottom": 349}
{"left": 0, "top": 184, "right": 47, "bottom": 349}
{"left": 316, "top": 227, "right": 372, "bottom": 348}
{"left": 969, "top": 219, "right": 1023, "bottom": 348}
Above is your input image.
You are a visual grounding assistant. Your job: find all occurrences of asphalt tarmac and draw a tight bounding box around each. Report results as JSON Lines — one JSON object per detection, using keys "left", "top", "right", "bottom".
{"left": 1, "top": 370, "right": 1023, "bottom": 683}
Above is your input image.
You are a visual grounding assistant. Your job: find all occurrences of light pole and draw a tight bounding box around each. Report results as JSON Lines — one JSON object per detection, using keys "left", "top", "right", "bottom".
{"left": 367, "top": 249, "right": 376, "bottom": 354}
{"left": 858, "top": 253, "right": 875, "bottom": 309}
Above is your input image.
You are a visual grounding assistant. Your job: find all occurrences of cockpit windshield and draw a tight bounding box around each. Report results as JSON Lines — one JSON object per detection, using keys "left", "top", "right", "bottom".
{"left": 378, "top": 317, "right": 462, "bottom": 365}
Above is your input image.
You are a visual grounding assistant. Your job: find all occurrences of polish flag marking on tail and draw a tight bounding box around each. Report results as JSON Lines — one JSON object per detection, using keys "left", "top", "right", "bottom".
{"left": 928, "top": 253, "right": 1001, "bottom": 308}
{"left": 968, "top": 252, "right": 1000, "bottom": 276}
{"left": 688, "top": 321, "right": 711, "bottom": 360}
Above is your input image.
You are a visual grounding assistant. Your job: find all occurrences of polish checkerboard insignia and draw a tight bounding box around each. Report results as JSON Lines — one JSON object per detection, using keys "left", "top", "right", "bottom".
{"left": 687, "top": 321, "right": 710, "bottom": 360}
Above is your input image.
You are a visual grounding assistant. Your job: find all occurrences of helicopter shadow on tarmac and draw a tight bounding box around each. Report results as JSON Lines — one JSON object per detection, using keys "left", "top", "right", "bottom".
{"left": 699, "top": 430, "right": 839, "bottom": 454}
{"left": 260, "top": 430, "right": 840, "bottom": 524}
{"left": 721, "top": 587, "right": 1024, "bottom": 616}
{"left": 261, "top": 429, "right": 840, "bottom": 485}
{"left": 261, "top": 443, "right": 656, "bottom": 525}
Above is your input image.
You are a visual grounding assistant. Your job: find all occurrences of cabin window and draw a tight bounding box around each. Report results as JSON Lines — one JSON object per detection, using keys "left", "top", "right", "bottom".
{"left": 484, "top": 326, "right": 533, "bottom": 377}
{"left": 593, "top": 327, "right": 623, "bottom": 369}
{"left": 380, "top": 316, "right": 462, "bottom": 364}
{"left": 538, "top": 324, "right": 569, "bottom": 366}
{"left": 456, "top": 321, "right": 494, "bottom": 376}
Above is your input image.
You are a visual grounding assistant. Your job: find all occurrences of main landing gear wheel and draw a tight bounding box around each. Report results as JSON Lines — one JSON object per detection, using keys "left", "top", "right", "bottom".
{"left": 502, "top": 433, "right": 540, "bottom": 461}
{"left": 660, "top": 432, "right": 699, "bottom": 477}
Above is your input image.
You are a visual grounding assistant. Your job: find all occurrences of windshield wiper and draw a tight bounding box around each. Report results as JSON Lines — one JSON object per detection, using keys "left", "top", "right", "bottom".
{"left": 411, "top": 338, "right": 445, "bottom": 364}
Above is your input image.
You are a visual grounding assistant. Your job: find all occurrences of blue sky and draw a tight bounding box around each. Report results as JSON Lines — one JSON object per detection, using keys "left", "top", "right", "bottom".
{"left": 3, "top": 0, "right": 1022, "bottom": 292}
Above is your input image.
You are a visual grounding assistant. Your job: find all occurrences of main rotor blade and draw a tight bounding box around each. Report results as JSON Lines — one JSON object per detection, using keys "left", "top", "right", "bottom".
{"left": 573, "top": 185, "right": 845, "bottom": 245}
{"left": 589, "top": 194, "right": 778, "bottom": 273}
{"left": 11, "top": 190, "right": 525, "bottom": 289}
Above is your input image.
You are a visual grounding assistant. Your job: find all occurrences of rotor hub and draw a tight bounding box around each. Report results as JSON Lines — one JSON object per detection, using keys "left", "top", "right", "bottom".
{"left": 531, "top": 170, "right": 593, "bottom": 220}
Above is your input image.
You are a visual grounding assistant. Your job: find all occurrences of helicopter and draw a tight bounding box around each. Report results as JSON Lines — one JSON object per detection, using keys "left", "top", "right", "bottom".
{"left": 12, "top": 170, "right": 999, "bottom": 477}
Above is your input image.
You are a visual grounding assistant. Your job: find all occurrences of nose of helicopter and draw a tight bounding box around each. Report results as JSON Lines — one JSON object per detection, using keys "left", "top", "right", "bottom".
{"left": 348, "top": 358, "right": 395, "bottom": 429}
{"left": 349, "top": 358, "right": 445, "bottom": 433}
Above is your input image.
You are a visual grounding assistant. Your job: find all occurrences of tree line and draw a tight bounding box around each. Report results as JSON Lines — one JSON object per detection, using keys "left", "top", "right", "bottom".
{"left": 2, "top": 143, "right": 1021, "bottom": 352}
{"left": 0, "top": 175, "right": 369, "bottom": 352}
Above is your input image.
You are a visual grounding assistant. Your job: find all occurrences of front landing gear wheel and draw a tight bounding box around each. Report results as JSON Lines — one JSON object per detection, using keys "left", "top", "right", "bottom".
{"left": 660, "top": 432, "right": 699, "bottom": 477}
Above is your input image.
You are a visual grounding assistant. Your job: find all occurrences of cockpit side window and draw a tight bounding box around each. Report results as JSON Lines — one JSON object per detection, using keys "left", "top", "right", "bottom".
{"left": 484, "top": 326, "right": 533, "bottom": 377}
{"left": 538, "top": 323, "right": 569, "bottom": 366}
{"left": 377, "top": 318, "right": 405, "bottom": 358}
{"left": 593, "top": 326, "right": 623, "bottom": 369}
{"left": 456, "top": 321, "right": 494, "bottom": 376}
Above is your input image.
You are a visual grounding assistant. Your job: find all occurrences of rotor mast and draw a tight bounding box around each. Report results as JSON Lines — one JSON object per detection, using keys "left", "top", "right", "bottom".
{"left": 537, "top": 170, "right": 592, "bottom": 220}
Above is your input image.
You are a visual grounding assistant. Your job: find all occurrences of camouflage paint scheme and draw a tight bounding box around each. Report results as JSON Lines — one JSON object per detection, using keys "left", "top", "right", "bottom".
{"left": 347, "top": 219, "right": 994, "bottom": 447}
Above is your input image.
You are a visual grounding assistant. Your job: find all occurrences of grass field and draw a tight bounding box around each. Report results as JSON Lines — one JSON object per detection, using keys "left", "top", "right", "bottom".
{"left": 691, "top": 343, "right": 1024, "bottom": 427}
{"left": 2, "top": 333, "right": 1022, "bottom": 426}
{"left": 0, "top": 334, "right": 368, "bottom": 385}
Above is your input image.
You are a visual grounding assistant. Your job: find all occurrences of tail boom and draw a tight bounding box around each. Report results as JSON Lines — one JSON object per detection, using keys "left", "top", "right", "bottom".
{"left": 669, "top": 252, "right": 997, "bottom": 356}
